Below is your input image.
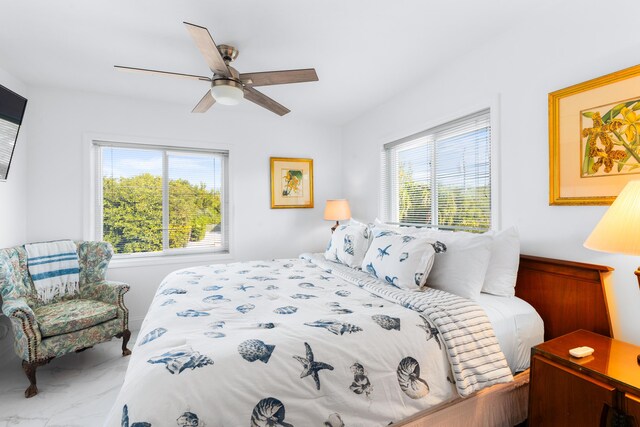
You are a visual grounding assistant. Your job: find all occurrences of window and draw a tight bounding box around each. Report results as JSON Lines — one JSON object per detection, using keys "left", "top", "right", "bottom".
{"left": 94, "top": 141, "right": 229, "bottom": 256}
{"left": 381, "top": 109, "right": 492, "bottom": 232}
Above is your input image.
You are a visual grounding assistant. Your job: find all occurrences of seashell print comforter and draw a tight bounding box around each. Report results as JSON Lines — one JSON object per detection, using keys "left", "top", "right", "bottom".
{"left": 106, "top": 254, "right": 512, "bottom": 427}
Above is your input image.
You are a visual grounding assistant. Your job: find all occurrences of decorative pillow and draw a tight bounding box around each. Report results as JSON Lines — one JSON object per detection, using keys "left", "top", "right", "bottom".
{"left": 420, "top": 230, "right": 492, "bottom": 300}
{"left": 360, "top": 232, "right": 446, "bottom": 290}
{"left": 482, "top": 227, "right": 520, "bottom": 297}
{"left": 324, "top": 223, "right": 371, "bottom": 268}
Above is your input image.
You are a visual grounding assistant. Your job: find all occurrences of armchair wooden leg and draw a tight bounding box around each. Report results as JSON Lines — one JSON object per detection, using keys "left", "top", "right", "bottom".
{"left": 22, "top": 358, "right": 52, "bottom": 398}
{"left": 116, "top": 329, "right": 132, "bottom": 356}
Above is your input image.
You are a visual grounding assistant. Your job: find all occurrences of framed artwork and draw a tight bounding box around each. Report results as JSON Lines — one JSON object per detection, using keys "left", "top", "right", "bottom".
{"left": 549, "top": 64, "right": 640, "bottom": 205}
{"left": 270, "top": 157, "right": 314, "bottom": 208}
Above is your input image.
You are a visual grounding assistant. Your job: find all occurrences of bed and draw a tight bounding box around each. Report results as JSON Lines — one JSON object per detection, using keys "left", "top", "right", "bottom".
{"left": 105, "top": 228, "right": 613, "bottom": 426}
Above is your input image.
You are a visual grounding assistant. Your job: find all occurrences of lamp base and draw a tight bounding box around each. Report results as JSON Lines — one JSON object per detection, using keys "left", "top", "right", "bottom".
{"left": 331, "top": 221, "right": 340, "bottom": 233}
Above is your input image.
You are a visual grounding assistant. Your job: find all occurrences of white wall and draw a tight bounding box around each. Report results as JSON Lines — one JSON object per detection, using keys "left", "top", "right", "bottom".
{"left": 25, "top": 87, "right": 342, "bottom": 329}
{"left": 341, "top": 4, "right": 640, "bottom": 344}
{"left": 0, "top": 68, "right": 28, "bottom": 248}
{"left": 0, "top": 66, "right": 28, "bottom": 362}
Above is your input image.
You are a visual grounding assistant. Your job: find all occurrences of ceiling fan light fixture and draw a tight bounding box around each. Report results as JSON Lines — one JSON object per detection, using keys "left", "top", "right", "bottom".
{"left": 210, "top": 79, "right": 244, "bottom": 105}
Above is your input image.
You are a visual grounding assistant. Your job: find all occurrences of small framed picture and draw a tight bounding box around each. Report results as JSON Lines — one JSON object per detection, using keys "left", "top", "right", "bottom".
{"left": 270, "top": 157, "right": 314, "bottom": 209}
{"left": 549, "top": 64, "right": 640, "bottom": 205}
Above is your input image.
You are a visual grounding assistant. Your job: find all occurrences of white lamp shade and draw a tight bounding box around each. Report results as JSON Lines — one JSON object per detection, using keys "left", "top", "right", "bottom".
{"left": 211, "top": 84, "right": 244, "bottom": 105}
{"left": 584, "top": 180, "right": 640, "bottom": 256}
{"left": 324, "top": 199, "right": 351, "bottom": 221}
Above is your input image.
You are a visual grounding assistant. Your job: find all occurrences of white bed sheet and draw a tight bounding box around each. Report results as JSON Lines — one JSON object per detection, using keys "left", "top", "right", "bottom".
{"left": 475, "top": 293, "right": 544, "bottom": 373}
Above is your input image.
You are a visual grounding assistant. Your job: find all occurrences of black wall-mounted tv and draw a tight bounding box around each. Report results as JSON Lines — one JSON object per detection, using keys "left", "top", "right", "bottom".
{"left": 0, "top": 84, "right": 27, "bottom": 181}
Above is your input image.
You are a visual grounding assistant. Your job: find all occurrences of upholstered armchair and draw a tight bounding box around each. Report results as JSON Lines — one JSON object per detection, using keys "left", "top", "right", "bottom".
{"left": 0, "top": 241, "right": 131, "bottom": 398}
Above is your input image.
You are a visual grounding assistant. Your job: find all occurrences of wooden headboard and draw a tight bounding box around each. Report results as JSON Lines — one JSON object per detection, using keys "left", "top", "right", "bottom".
{"left": 515, "top": 254, "right": 613, "bottom": 340}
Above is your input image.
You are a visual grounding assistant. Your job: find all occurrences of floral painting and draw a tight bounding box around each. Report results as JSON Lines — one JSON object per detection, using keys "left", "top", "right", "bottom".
{"left": 270, "top": 157, "right": 313, "bottom": 208}
{"left": 549, "top": 64, "right": 640, "bottom": 205}
{"left": 581, "top": 98, "right": 640, "bottom": 177}
{"left": 282, "top": 169, "right": 304, "bottom": 197}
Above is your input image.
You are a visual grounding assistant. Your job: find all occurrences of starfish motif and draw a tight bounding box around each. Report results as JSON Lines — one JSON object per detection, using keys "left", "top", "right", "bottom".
{"left": 377, "top": 244, "right": 392, "bottom": 259}
{"left": 236, "top": 284, "right": 254, "bottom": 292}
{"left": 417, "top": 315, "right": 441, "bottom": 350}
{"left": 293, "top": 342, "right": 334, "bottom": 390}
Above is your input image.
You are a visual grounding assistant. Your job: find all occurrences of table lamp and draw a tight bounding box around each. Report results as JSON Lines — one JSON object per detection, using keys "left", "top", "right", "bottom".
{"left": 324, "top": 199, "right": 351, "bottom": 233}
{"left": 584, "top": 180, "right": 640, "bottom": 362}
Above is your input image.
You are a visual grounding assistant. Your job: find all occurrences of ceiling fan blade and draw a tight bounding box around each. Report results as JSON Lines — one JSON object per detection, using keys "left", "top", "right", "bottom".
{"left": 192, "top": 90, "right": 216, "bottom": 113}
{"left": 243, "top": 86, "right": 290, "bottom": 116}
{"left": 240, "top": 69, "right": 318, "bottom": 87}
{"left": 114, "top": 65, "right": 212, "bottom": 82}
{"left": 183, "top": 22, "right": 230, "bottom": 78}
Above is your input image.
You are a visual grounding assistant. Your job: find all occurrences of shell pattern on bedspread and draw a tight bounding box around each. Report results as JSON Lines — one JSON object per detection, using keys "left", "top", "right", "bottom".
{"left": 397, "top": 356, "right": 430, "bottom": 399}
{"left": 250, "top": 398, "right": 293, "bottom": 427}
{"left": 139, "top": 328, "right": 167, "bottom": 346}
{"left": 238, "top": 339, "right": 276, "bottom": 363}
{"left": 372, "top": 314, "right": 401, "bottom": 331}
{"left": 105, "top": 256, "right": 512, "bottom": 426}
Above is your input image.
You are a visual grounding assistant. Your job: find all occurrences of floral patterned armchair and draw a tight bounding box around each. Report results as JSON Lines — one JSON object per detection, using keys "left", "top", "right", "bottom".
{"left": 0, "top": 241, "right": 131, "bottom": 398}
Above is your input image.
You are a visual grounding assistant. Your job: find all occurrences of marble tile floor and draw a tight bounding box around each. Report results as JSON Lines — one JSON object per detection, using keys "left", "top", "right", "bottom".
{"left": 0, "top": 331, "right": 137, "bottom": 427}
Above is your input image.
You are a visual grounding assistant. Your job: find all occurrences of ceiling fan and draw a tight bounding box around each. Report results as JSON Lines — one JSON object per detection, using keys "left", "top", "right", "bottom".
{"left": 115, "top": 22, "right": 319, "bottom": 116}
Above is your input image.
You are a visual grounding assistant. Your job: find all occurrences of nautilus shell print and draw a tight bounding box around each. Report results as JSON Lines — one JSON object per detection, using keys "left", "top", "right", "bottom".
{"left": 372, "top": 314, "right": 401, "bottom": 331}
{"left": 238, "top": 339, "right": 276, "bottom": 363}
{"left": 335, "top": 290, "right": 351, "bottom": 297}
{"left": 250, "top": 397, "right": 293, "bottom": 427}
{"left": 397, "top": 356, "right": 430, "bottom": 399}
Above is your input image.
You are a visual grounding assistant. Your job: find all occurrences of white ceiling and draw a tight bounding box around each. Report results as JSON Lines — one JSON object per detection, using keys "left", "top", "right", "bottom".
{"left": 0, "top": 0, "right": 558, "bottom": 126}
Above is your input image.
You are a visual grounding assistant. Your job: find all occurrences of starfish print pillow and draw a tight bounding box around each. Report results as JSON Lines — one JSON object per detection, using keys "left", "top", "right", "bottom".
{"left": 360, "top": 230, "right": 446, "bottom": 290}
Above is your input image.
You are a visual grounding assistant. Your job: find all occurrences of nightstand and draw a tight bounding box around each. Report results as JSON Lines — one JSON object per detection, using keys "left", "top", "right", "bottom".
{"left": 529, "top": 329, "right": 640, "bottom": 426}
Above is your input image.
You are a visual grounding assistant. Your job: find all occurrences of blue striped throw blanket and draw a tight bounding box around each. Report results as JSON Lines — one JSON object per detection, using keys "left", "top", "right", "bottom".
{"left": 25, "top": 240, "right": 80, "bottom": 303}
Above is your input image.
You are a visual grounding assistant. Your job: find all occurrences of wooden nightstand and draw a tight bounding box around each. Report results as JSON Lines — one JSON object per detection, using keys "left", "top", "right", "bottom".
{"left": 529, "top": 329, "right": 640, "bottom": 426}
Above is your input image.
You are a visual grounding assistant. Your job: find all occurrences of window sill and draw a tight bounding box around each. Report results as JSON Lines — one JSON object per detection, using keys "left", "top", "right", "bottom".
{"left": 109, "top": 250, "right": 233, "bottom": 269}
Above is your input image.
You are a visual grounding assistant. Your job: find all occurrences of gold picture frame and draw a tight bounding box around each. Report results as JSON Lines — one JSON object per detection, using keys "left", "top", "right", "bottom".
{"left": 270, "top": 157, "right": 314, "bottom": 209}
{"left": 549, "top": 64, "right": 640, "bottom": 205}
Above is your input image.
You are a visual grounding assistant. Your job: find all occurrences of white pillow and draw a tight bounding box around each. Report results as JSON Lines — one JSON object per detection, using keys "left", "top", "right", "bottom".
{"left": 372, "top": 218, "right": 424, "bottom": 235}
{"left": 324, "top": 223, "right": 371, "bottom": 268}
{"left": 482, "top": 227, "right": 520, "bottom": 297}
{"left": 421, "top": 230, "right": 492, "bottom": 300}
{"left": 360, "top": 232, "right": 446, "bottom": 290}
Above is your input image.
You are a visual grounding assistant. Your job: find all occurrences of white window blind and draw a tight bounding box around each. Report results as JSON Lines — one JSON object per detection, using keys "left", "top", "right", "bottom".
{"left": 95, "top": 141, "right": 229, "bottom": 255}
{"left": 381, "top": 109, "right": 492, "bottom": 232}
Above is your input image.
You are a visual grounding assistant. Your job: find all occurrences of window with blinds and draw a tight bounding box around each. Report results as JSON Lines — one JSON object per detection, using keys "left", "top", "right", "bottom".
{"left": 95, "top": 141, "right": 229, "bottom": 255}
{"left": 381, "top": 109, "right": 492, "bottom": 232}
